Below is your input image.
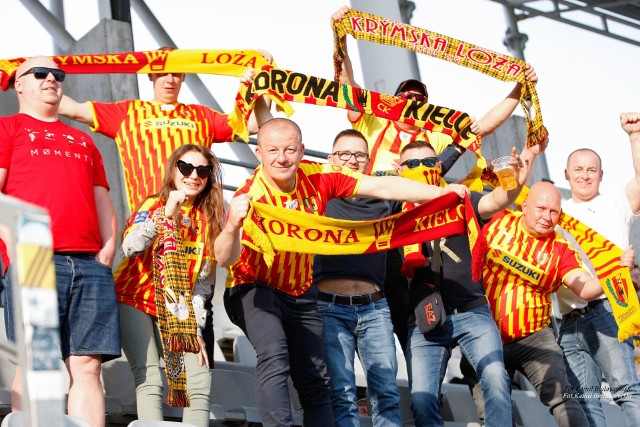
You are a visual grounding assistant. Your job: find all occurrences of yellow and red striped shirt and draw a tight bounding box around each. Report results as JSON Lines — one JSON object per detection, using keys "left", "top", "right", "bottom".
{"left": 351, "top": 113, "right": 453, "bottom": 176}
{"left": 90, "top": 100, "right": 234, "bottom": 211}
{"left": 482, "top": 211, "right": 584, "bottom": 343}
{"left": 113, "top": 197, "right": 209, "bottom": 316}
{"left": 229, "top": 161, "right": 363, "bottom": 296}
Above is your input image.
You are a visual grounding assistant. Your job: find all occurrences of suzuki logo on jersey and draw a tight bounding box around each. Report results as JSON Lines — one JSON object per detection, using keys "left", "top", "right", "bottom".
{"left": 501, "top": 255, "right": 541, "bottom": 280}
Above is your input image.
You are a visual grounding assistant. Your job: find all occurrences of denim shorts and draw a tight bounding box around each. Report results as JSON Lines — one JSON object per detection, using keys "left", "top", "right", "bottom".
{"left": 55, "top": 254, "right": 121, "bottom": 362}
{"left": 4, "top": 253, "right": 121, "bottom": 362}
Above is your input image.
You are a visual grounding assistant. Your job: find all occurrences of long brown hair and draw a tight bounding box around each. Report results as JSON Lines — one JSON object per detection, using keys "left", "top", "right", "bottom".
{"left": 158, "top": 144, "right": 225, "bottom": 254}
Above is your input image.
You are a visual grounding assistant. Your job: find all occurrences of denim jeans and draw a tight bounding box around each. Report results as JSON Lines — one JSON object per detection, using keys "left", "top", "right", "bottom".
{"left": 317, "top": 298, "right": 402, "bottom": 427}
{"left": 54, "top": 254, "right": 121, "bottom": 362}
{"left": 558, "top": 298, "right": 640, "bottom": 426}
{"left": 407, "top": 303, "right": 511, "bottom": 427}
{"left": 224, "top": 283, "right": 333, "bottom": 427}
{"left": 504, "top": 327, "right": 588, "bottom": 427}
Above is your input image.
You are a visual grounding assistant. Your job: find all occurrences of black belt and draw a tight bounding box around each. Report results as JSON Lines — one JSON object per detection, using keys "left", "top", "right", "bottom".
{"left": 317, "top": 290, "right": 384, "bottom": 306}
{"left": 563, "top": 299, "right": 604, "bottom": 320}
{"left": 445, "top": 295, "right": 488, "bottom": 315}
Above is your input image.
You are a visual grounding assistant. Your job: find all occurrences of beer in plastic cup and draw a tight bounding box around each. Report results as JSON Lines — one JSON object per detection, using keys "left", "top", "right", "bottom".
{"left": 491, "top": 156, "right": 518, "bottom": 190}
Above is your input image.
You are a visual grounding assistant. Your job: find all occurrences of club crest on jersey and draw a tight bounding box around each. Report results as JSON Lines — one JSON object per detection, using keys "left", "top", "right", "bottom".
{"left": 303, "top": 197, "right": 318, "bottom": 212}
{"left": 606, "top": 273, "right": 629, "bottom": 308}
{"left": 535, "top": 250, "right": 549, "bottom": 266}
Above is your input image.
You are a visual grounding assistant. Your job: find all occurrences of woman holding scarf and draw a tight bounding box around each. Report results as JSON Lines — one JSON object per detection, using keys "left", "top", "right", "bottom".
{"left": 113, "top": 144, "right": 224, "bottom": 427}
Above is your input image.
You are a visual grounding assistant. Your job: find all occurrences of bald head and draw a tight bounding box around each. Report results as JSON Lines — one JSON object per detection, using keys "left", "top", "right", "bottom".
{"left": 521, "top": 181, "right": 562, "bottom": 237}
{"left": 254, "top": 118, "right": 304, "bottom": 193}
{"left": 14, "top": 56, "right": 63, "bottom": 121}
{"left": 257, "top": 118, "right": 302, "bottom": 147}
{"left": 15, "top": 56, "right": 59, "bottom": 80}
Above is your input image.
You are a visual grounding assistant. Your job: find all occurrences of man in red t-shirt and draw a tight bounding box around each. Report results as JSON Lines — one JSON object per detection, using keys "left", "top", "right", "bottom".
{"left": 214, "top": 115, "right": 469, "bottom": 427}
{"left": 0, "top": 56, "right": 119, "bottom": 427}
{"left": 480, "top": 181, "right": 634, "bottom": 427}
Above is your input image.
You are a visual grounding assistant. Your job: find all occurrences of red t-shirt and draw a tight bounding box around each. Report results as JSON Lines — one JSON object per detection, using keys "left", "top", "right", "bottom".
{"left": 229, "top": 161, "right": 363, "bottom": 296}
{"left": 0, "top": 239, "right": 8, "bottom": 274}
{"left": 0, "top": 114, "right": 108, "bottom": 252}
{"left": 90, "top": 100, "right": 234, "bottom": 211}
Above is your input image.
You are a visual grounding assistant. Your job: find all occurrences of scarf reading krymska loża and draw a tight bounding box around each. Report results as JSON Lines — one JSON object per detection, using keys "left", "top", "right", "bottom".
{"left": 331, "top": 8, "right": 548, "bottom": 149}
{"left": 152, "top": 209, "right": 199, "bottom": 407}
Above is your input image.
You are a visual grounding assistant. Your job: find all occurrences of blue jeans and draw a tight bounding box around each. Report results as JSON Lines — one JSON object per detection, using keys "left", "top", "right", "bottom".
{"left": 558, "top": 298, "right": 640, "bottom": 426}
{"left": 407, "top": 303, "right": 511, "bottom": 427}
{"left": 317, "top": 298, "right": 402, "bottom": 427}
{"left": 224, "top": 283, "right": 333, "bottom": 427}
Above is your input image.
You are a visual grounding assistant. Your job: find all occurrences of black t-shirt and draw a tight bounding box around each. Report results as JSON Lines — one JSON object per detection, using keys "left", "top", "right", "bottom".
{"left": 313, "top": 197, "right": 399, "bottom": 288}
{"left": 410, "top": 191, "right": 488, "bottom": 311}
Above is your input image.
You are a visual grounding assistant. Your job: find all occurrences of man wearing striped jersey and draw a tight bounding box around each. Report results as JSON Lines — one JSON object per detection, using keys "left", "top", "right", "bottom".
{"left": 58, "top": 50, "right": 270, "bottom": 212}
{"left": 214, "top": 116, "right": 469, "bottom": 427}
{"left": 480, "top": 181, "right": 635, "bottom": 427}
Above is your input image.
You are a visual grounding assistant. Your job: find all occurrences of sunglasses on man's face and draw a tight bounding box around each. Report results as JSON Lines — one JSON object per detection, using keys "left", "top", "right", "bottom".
{"left": 400, "top": 157, "right": 438, "bottom": 169}
{"left": 18, "top": 67, "right": 66, "bottom": 82}
{"left": 397, "top": 91, "right": 427, "bottom": 103}
{"left": 176, "top": 160, "right": 212, "bottom": 179}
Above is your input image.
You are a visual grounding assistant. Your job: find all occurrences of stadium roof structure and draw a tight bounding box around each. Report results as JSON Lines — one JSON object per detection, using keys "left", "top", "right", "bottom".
{"left": 489, "top": 0, "right": 640, "bottom": 55}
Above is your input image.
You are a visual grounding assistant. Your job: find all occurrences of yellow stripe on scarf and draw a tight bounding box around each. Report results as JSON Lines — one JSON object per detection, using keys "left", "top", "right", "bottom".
{"left": 332, "top": 9, "right": 548, "bottom": 148}
{"left": 557, "top": 212, "right": 640, "bottom": 341}
{"left": 241, "top": 192, "right": 472, "bottom": 267}
{"left": 229, "top": 66, "right": 478, "bottom": 148}
{"left": 1, "top": 49, "right": 276, "bottom": 90}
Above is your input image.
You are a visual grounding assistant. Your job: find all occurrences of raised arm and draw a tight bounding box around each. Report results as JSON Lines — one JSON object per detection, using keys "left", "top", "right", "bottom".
{"left": 476, "top": 64, "right": 537, "bottom": 137}
{"left": 355, "top": 175, "right": 468, "bottom": 203}
{"left": 622, "top": 112, "right": 640, "bottom": 214}
{"left": 94, "top": 186, "right": 117, "bottom": 267}
{"left": 58, "top": 94, "right": 94, "bottom": 125}
{"left": 477, "top": 138, "right": 548, "bottom": 219}
{"left": 214, "top": 194, "right": 252, "bottom": 267}
{"left": 331, "top": 5, "right": 361, "bottom": 123}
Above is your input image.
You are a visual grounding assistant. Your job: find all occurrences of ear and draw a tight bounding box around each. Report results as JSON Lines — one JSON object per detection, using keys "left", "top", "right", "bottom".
{"left": 148, "top": 74, "right": 155, "bottom": 82}
{"left": 564, "top": 168, "right": 569, "bottom": 181}
{"left": 393, "top": 159, "right": 402, "bottom": 175}
{"left": 14, "top": 78, "right": 22, "bottom": 93}
{"left": 255, "top": 145, "right": 262, "bottom": 163}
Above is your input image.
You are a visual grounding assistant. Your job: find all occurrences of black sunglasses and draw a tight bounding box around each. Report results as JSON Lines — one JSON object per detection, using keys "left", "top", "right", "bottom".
{"left": 400, "top": 157, "right": 438, "bottom": 169}
{"left": 18, "top": 67, "right": 66, "bottom": 82}
{"left": 176, "top": 160, "right": 212, "bottom": 179}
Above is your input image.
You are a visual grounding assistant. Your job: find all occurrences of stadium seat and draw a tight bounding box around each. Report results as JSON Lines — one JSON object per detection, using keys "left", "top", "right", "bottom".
{"left": 511, "top": 389, "right": 557, "bottom": 427}
{"left": 210, "top": 368, "right": 261, "bottom": 424}
{"left": 127, "top": 421, "right": 197, "bottom": 426}
{"left": 232, "top": 335, "right": 257, "bottom": 367}
{"left": 441, "top": 383, "right": 481, "bottom": 423}
{"left": 0, "top": 412, "right": 90, "bottom": 427}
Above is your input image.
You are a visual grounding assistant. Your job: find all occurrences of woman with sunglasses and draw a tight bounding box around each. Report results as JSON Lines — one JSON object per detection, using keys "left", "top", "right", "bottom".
{"left": 113, "top": 144, "right": 224, "bottom": 427}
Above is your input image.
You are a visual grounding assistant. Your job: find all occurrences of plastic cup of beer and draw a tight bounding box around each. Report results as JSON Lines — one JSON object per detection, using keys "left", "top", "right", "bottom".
{"left": 491, "top": 156, "right": 518, "bottom": 190}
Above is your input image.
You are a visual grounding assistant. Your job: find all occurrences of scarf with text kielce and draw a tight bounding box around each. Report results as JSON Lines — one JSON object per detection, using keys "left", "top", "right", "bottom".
{"left": 241, "top": 192, "right": 478, "bottom": 268}
{"left": 0, "top": 49, "right": 274, "bottom": 91}
{"left": 332, "top": 9, "right": 548, "bottom": 149}
{"left": 229, "top": 65, "right": 479, "bottom": 152}
{"left": 152, "top": 209, "right": 199, "bottom": 407}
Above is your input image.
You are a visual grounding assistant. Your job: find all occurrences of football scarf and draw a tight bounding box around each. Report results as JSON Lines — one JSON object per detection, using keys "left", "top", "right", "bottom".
{"left": 331, "top": 8, "right": 548, "bottom": 148}
{"left": 152, "top": 209, "right": 199, "bottom": 407}
{"left": 229, "top": 65, "right": 479, "bottom": 152}
{"left": 0, "top": 49, "right": 275, "bottom": 91}
{"left": 241, "top": 192, "right": 474, "bottom": 268}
